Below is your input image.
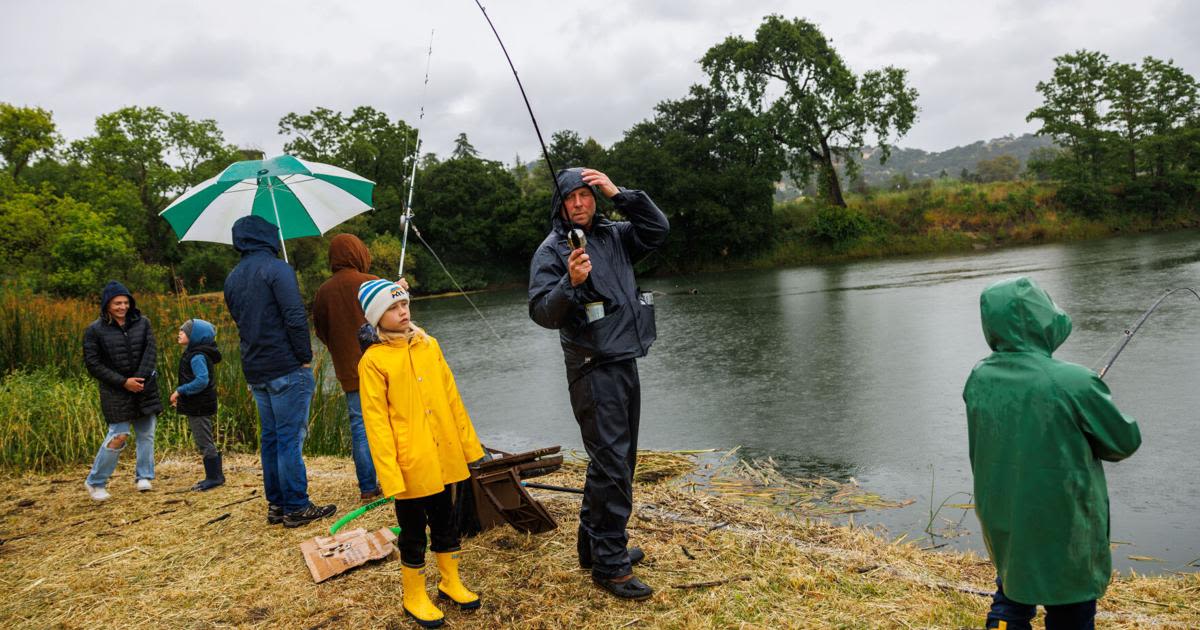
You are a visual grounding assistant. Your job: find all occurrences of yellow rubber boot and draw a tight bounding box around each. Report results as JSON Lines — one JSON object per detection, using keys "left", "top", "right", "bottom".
{"left": 435, "top": 551, "right": 481, "bottom": 610}
{"left": 401, "top": 565, "right": 444, "bottom": 628}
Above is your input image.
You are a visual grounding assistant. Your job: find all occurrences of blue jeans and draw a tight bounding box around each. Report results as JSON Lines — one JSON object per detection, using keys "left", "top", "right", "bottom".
{"left": 345, "top": 391, "right": 379, "bottom": 495}
{"left": 86, "top": 415, "right": 156, "bottom": 487}
{"left": 250, "top": 368, "right": 315, "bottom": 512}
{"left": 987, "top": 577, "right": 1096, "bottom": 629}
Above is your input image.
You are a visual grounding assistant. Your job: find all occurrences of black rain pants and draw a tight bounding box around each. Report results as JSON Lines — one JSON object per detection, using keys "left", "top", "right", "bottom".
{"left": 567, "top": 358, "right": 640, "bottom": 579}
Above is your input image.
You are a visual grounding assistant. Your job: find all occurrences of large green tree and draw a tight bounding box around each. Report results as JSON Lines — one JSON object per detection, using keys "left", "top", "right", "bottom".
{"left": 1028, "top": 52, "right": 1199, "bottom": 214}
{"left": 1103, "top": 61, "right": 1149, "bottom": 182}
{"left": 411, "top": 152, "right": 537, "bottom": 286}
{"left": 607, "top": 84, "right": 783, "bottom": 265}
{"left": 69, "top": 106, "right": 239, "bottom": 265}
{"left": 0, "top": 104, "right": 59, "bottom": 179}
{"left": 1139, "top": 57, "right": 1199, "bottom": 180}
{"left": 547, "top": 130, "right": 607, "bottom": 171}
{"left": 1027, "top": 51, "right": 1113, "bottom": 184}
{"left": 700, "top": 15, "right": 918, "bottom": 207}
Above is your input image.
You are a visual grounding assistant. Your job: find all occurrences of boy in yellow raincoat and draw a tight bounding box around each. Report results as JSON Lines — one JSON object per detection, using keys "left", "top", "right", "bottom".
{"left": 357, "top": 279, "right": 486, "bottom": 629}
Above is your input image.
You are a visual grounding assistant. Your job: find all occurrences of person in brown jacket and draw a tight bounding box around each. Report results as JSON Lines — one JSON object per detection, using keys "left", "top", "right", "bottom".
{"left": 313, "top": 233, "right": 407, "bottom": 500}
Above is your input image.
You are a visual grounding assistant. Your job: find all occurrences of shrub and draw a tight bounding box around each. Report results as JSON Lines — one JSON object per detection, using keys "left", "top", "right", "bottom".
{"left": 811, "top": 205, "right": 873, "bottom": 244}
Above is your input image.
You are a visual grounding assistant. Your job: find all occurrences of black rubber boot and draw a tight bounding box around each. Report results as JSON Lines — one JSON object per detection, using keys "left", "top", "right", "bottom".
{"left": 193, "top": 453, "right": 225, "bottom": 491}
{"left": 592, "top": 574, "right": 654, "bottom": 600}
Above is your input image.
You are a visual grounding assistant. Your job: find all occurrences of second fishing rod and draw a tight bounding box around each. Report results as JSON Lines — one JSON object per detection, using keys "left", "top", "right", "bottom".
{"left": 1094, "top": 287, "right": 1200, "bottom": 379}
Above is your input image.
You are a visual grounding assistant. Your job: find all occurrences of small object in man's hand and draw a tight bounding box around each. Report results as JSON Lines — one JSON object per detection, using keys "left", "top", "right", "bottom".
{"left": 568, "top": 228, "right": 586, "bottom": 250}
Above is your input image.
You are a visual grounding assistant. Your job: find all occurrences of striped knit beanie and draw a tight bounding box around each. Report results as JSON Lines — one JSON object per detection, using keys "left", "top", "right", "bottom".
{"left": 358, "top": 279, "right": 409, "bottom": 328}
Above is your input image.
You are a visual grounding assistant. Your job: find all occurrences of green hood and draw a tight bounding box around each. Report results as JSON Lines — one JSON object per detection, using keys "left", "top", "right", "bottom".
{"left": 979, "top": 276, "right": 1072, "bottom": 355}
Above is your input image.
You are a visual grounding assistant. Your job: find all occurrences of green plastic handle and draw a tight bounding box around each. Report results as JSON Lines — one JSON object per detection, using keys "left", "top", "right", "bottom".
{"left": 328, "top": 495, "right": 399, "bottom": 535}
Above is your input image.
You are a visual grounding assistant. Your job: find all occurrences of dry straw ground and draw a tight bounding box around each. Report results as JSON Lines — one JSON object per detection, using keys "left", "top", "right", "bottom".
{"left": 1, "top": 452, "right": 1196, "bottom": 629}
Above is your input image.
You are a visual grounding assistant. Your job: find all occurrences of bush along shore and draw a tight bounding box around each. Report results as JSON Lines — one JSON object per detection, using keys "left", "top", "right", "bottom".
{"left": 0, "top": 452, "right": 1196, "bottom": 628}
{"left": 758, "top": 180, "right": 1200, "bottom": 269}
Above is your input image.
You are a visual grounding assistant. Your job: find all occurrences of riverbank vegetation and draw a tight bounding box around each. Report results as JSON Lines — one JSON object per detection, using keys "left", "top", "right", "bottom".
{"left": 764, "top": 178, "right": 1200, "bottom": 267}
{"left": 1, "top": 453, "right": 1196, "bottom": 628}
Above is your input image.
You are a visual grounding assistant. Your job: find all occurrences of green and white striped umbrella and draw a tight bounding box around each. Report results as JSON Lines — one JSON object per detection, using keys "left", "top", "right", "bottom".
{"left": 159, "top": 154, "right": 374, "bottom": 261}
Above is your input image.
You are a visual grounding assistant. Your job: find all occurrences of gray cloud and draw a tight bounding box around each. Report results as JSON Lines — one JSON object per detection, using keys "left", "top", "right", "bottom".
{"left": 2, "top": 0, "right": 1196, "bottom": 163}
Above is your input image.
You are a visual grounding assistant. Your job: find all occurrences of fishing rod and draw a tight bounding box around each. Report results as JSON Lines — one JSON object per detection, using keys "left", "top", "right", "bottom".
{"left": 383, "top": 28, "right": 502, "bottom": 342}
{"left": 1095, "top": 287, "right": 1200, "bottom": 379}
{"left": 398, "top": 29, "right": 434, "bottom": 279}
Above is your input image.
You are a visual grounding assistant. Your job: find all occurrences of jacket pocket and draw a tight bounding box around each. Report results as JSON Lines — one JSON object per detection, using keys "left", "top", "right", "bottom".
{"left": 637, "top": 296, "right": 657, "bottom": 350}
{"left": 572, "top": 303, "right": 625, "bottom": 360}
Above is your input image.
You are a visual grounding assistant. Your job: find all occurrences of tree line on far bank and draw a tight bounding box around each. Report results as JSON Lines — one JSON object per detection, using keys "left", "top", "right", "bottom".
{"left": 1, "top": 15, "right": 1198, "bottom": 301}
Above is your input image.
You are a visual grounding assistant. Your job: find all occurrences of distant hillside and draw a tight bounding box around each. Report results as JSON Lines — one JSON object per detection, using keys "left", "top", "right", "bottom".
{"left": 775, "top": 133, "right": 1058, "bottom": 200}
{"left": 857, "top": 133, "right": 1056, "bottom": 182}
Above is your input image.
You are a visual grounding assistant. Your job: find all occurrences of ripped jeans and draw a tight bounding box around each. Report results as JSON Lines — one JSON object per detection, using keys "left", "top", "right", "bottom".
{"left": 86, "top": 415, "right": 156, "bottom": 487}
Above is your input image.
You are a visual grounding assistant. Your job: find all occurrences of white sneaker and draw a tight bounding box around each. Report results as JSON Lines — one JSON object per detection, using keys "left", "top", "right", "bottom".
{"left": 86, "top": 482, "right": 111, "bottom": 501}
{"left": 135, "top": 479, "right": 152, "bottom": 492}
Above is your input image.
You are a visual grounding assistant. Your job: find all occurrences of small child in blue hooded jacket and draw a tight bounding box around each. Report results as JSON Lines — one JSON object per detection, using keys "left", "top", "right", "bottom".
{"left": 170, "top": 318, "right": 225, "bottom": 491}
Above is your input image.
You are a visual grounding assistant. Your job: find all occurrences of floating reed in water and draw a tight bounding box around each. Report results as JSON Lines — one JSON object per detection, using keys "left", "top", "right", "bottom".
{"left": 562, "top": 449, "right": 701, "bottom": 484}
{"left": 692, "top": 453, "right": 915, "bottom": 517}
{"left": 564, "top": 448, "right": 913, "bottom": 518}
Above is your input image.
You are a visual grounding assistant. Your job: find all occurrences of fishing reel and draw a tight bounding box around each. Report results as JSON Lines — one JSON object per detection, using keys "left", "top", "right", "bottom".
{"left": 568, "top": 228, "right": 586, "bottom": 250}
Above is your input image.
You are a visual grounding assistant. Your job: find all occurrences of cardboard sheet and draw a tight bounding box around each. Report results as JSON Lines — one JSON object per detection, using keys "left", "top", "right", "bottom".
{"left": 300, "top": 527, "right": 397, "bottom": 583}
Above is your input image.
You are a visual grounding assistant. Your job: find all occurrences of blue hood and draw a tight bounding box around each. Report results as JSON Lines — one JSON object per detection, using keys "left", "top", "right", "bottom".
{"left": 232, "top": 215, "right": 281, "bottom": 256}
{"left": 186, "top": 319, "right": 216, "bottom": 347}
{"left": 99, "top": 280, "right": 139, "bottom": 321}
{"left": 550, "top": 168, "right": 608, "bottom": 234}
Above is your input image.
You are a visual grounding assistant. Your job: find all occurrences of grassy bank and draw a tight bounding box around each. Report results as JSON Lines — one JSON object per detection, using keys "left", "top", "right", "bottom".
{"left": 0, "top": 289, "right": 351, "bottom": 470}
{"left": 0, "top": 453, "right": 1195, "bottom": 628}
{"left": 763, "top": 181, "right": 1200, "bottom": 267}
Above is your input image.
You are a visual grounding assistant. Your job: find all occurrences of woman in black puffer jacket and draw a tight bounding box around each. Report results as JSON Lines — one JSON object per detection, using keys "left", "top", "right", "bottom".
{"left": 82, "top": 281, "right": 163, "bottom": 501}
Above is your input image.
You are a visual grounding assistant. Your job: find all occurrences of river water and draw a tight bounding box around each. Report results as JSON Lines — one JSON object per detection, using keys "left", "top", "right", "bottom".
{"left": 409, "top": 230, "right": 1200, "bottom": 573}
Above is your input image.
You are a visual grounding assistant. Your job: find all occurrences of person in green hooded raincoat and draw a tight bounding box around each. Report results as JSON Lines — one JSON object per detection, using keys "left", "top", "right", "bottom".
{"left": 964, "top": 276, "right": 1141, "bottom": 630}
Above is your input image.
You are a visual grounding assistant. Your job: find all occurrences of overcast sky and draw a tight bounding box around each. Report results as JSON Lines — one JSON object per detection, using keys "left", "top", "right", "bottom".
{"left": 3, "top": 1, "right": 1197, "bottom": 163}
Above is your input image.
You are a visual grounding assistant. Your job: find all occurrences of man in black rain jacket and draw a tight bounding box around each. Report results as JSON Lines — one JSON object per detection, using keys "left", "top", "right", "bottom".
{"left": 528, "top": 167, "right": 669, "bottom": 599}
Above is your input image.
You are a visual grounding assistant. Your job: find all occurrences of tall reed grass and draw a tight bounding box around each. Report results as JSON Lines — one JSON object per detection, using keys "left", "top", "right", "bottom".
{"left": 0, "top": 287, "right": 354, "bottom": 471}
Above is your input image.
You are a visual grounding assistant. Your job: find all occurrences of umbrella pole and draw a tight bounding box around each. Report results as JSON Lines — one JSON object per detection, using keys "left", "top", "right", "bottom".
{"left": 268, "top": 182, "right": 289, "bottom": 263}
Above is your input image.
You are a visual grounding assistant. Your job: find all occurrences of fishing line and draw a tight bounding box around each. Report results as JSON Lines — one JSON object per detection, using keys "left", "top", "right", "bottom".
{"left": 399, "top": 29, "right": 435, "bottom": 279}
{"left": 1094, "top": 287, "right": 1200, "bottom": 379}
{"left": 407, "top": 219, "right": 503, "bottom": 343}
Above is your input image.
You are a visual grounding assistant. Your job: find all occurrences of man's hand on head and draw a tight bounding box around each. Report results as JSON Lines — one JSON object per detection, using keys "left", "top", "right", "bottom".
{"left": 580, "top": 169, "right": 619, "bottom": 198}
